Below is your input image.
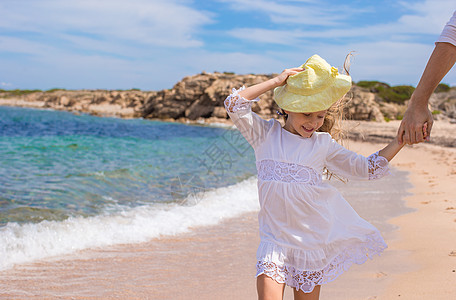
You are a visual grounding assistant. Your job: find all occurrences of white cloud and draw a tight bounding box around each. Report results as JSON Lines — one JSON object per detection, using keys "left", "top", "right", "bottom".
{"left": 330, "top": 41, "right": 435, "bottom": 85}
{"left": 226, "top": 0, "right": 455, "bottom": 46}
{"left": 222, "top": 0, "right": 456, "bottom": 49}
{"left": 215, "top": 0, "right": 348, "bottom": 26}
{"left": 0, "top": 36, "right": 58, "bottom": 57}
{"left": 0, "top": 0, "right": 218, "bottom": 90}
{"left": 397, "top": 0, "right": 455, "bottom": 34}
{"left": 227, "top": 28, "right": 305, "bottom": 45}
{"left": 0, "top": 0, "right": 213, "bottom": 49}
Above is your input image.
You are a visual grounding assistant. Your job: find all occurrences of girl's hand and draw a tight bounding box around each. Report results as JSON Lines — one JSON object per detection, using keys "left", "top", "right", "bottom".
{"left": 237, "top": 67, "right": 304, "bottom": 101}
{"left": 274, "top": 67, "right": 305, "bottom": 87}
{"left": 422, "top": 122, "right": 428, "bottom": 140}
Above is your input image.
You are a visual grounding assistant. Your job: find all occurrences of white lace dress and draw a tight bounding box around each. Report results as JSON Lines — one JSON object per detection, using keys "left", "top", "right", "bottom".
{"left": 224, "top": 87, "right": 389, "bottom": 293}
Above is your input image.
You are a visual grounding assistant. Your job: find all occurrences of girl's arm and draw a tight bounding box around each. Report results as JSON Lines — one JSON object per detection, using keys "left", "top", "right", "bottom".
{"left": 238, "top": 67, "right": 304, "bottom": 100}
{"left": 380, "top": 122, "right": 427, "bottom": 161}
{"left": 326, "top": 121, "right": 426, "bottom": 181}
{"left": 378, "top": 138, "right": 405, "bottom": 162}
{"left": 224, "top": 67, "right": 302, "bottom": 149}
{"left": 366, "top": 137, "right": 405, "bottom": 181}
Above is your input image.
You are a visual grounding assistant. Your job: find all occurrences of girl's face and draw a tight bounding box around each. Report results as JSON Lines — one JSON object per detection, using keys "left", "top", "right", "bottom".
{"left": 283, "top": 110, "right": 326, "bottom": 138}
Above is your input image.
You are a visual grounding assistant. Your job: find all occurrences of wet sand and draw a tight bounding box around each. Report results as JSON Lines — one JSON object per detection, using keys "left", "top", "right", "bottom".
{"left": 1, "top": 138, "right": 456, "bottom": 299}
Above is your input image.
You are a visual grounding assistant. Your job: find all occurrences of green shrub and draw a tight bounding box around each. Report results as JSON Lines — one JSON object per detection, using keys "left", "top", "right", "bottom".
{"left": 435, "top": 83, "right": 450, "bottom": 93}
{"left": 45, "top": 88, "right": 66, "bottom": 93}
{"left": 356, "top": 81, "right": 390, "bottom": 90}
{"left": 356, "top": 81, "right": 415, "bottom": 104}
{"left": 4, "top": 89, "right": 42, "bottom": 96}
{"left": 432, "top": 110, "right": 441, "bottom": 115}
{"left": 383, "top": 85, "right": 415, "bottom": 104}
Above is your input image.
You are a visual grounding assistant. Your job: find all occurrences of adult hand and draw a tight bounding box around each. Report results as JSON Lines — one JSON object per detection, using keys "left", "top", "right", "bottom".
{"left": 397, "top": 101, "right": 433, "bottom": 144}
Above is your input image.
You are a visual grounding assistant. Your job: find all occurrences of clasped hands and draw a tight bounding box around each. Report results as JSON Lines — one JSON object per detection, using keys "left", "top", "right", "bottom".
{"left": 396, "top": 104, "right": 433, "bottom": 145}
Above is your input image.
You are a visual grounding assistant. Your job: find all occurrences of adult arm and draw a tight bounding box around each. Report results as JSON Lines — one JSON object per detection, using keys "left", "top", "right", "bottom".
{"left": 398, "top": 11, "right": 456, "bottom": 144}
{"left": 397, "top": 42, "right": 456, "bottom": 144}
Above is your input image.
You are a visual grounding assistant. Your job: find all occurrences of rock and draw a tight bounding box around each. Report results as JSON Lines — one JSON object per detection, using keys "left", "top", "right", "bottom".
{"left": 60, "top": 96, "right": 71, "bottom": 107}
{"left": 184, "top": 96, "right": 214, "bottom": 120}
{"left": 379, "top": 101, "right": 406, "bottom": 120}
{"left": 344, "top": 86, "right": 385, "bottom": 122}
{"left": 212, "top": 106, "right": 228, "bottom": 119}
{"left": 430, "top": 88, "right": 456, "bottom": 121}
{"left": 1, "top": 73, "right": 452, "bottom": 123}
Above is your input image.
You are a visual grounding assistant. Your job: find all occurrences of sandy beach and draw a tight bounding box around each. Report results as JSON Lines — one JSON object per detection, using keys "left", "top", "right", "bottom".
{"left": 1, "top": 121, "right": 455, "bottom": 299}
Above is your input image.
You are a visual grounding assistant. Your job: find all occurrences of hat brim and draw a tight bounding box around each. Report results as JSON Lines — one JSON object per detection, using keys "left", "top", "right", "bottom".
{"left": 274, "top": 74, "right": 351, "bottom": 113}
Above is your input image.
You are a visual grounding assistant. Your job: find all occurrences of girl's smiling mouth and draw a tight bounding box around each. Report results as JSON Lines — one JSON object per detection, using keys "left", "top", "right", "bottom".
{"left": 302, "top": 125, "right": 314, "bottom": 133}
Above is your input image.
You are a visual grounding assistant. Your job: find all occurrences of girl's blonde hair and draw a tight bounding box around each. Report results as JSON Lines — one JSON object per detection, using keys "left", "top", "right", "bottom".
{"left": 317, "top": 96, "right": 348, "bottom": 142}
{"left": 322, "top": 53, "right": 354, "bottom": 181}
{"left": 317, "top": 52, "right": 354, "bottom": 143}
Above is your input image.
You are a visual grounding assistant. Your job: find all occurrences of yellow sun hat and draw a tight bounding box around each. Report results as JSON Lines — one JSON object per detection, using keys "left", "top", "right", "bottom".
{"left": 273, "top": 54, "right": 352, "bottom": 113}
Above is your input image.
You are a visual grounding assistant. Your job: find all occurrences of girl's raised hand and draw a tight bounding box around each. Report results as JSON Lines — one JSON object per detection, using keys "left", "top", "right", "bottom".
{"left": 237, "top": 66, "right": 305, "bottom": 101}
{"left": 274, "top": 67, "right": 305, "bottom": 87}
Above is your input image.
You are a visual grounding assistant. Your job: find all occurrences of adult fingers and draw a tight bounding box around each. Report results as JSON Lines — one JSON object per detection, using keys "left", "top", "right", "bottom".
{"left": 414, "top": 130, "right": 423, "bottom": 144}
{"left": 414, "top": 124, "right": 424, "bottom": 144}
{"left": 397, "top": 120, "right": 406, "bottom": 144}
{"left": 402, "top": 128, "right": 412, "bottom": 145}
{"left": 426, "top": 118, "right": 434, "bottom": 141}
{"left": 399, "top": 119, "right": 414, "bottom": 144}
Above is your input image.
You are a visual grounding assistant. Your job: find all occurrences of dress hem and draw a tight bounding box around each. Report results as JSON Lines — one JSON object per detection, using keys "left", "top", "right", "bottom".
{"left": 255, "top": 233, "right": 387, "bottom": 293}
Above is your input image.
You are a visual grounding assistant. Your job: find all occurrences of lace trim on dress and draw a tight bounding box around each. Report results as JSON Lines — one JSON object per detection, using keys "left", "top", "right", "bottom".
{"left": 257, "top": 159, "right": 322, "bottom": 185}
{"left": 256, "top": 233, "right": 387, "bottom": 293}
{"left": 367, "top": 152, "right": 390, "bottom": 180}
{"left": 224, "top": 86, "right": 260, "bottom": 113}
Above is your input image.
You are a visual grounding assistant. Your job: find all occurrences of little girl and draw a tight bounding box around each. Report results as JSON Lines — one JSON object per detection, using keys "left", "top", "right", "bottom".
{"left": 224, "top": 54, "right": 405, "bottom": 300}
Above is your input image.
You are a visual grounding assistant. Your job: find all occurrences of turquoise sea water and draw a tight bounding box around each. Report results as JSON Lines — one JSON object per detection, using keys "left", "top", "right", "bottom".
{"left": 0, "top": 106, "right": 257, "bottom": 226}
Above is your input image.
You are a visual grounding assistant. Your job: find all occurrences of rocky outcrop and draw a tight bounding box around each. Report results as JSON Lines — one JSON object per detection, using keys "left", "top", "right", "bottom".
{"left": 1, "top": 72, "right": 455, "bottom": 123}
{"left": 0, "top": 89, "right": 155, "bottom": 118}
{"left": 141, "top": 72, "right": 277, "bottom": 121}
{"left": 430, "top": 88, "right": 456, "bottom": 119}
{"left": 344, "top": 86, "right": 386, "bottom": 121}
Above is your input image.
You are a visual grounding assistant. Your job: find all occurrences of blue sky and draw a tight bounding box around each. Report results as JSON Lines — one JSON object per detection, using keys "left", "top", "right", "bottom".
{"left": 0, "top": 0, "right": 455, "bottom": 91}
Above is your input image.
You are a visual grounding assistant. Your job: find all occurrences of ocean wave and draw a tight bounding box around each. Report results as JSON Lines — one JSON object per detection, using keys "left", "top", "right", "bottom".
{"left": 0, "top": 176, "right": 259, "bottom": 271}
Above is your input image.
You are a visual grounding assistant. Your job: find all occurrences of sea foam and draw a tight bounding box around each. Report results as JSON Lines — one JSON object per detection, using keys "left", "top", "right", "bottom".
{"left": 0, "top": 176, "right": 259, "bottom": 271}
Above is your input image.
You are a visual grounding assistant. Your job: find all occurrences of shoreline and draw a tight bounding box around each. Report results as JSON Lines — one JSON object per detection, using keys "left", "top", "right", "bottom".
{"left": 3, "top": 140, "right": 454, "bottom": 299}
{"left": 1, "top": 101, "right": 455, "bottom": 148}
{"left": 0, "top": 98, "right": 235, "bottom": 127}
